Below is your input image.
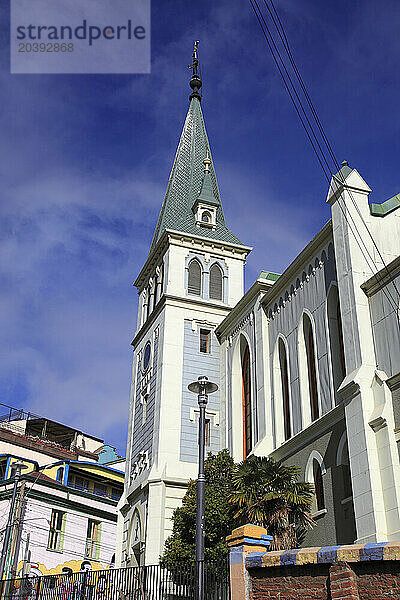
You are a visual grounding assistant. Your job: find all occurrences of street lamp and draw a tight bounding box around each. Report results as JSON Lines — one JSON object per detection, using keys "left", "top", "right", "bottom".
{"left": 0, "top": 460, "right": 28, "bottom": 582}
{"left": 188, "top": 376, "right": 218, "bottom": 600}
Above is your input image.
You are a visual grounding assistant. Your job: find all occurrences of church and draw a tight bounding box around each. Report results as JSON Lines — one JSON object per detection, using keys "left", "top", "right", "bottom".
{"left": 116, "top": 46, "right": 400, "bottom": 567}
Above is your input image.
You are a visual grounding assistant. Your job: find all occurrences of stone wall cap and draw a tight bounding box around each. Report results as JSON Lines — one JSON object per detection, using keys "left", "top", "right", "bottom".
{"left": 243, "top": 541, "right": 400, "bottom": 569}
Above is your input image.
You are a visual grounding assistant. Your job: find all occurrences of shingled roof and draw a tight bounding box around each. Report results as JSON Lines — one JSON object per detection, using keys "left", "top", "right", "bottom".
{"left": 149, "top": 96, "right": 245, "bottom": 251}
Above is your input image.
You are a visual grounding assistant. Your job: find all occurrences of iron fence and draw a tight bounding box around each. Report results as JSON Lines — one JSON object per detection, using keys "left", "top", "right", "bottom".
{"left": 0, "top": 561, "right": 230, "bottom": 600}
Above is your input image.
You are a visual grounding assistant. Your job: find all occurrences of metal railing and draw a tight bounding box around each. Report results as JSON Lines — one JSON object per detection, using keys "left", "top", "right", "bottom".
{"left": 66, "top": 482, "right": 121, "bottom": 502}
{"left": 0, "top": 561, "right": 230, "bottom": 600}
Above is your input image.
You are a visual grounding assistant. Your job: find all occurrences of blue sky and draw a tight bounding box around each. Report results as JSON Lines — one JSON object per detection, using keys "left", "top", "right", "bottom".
{"left": 1, "top": 0, "right": 399, "bottom": 454}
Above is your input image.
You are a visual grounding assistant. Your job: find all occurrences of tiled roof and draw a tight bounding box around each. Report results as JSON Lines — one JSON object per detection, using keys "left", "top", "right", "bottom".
{"left": 150, "top": 97, "right": 245, "bottom": 250}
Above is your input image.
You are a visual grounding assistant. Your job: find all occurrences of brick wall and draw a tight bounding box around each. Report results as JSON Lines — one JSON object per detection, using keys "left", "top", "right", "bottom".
{"left": 250, "top": 563, "right": 330, "bottom": 600}
{"left": 248, "top": 560, "right": 400, "bottom": 600}
{"left": 227, "top": 525, "right": 400, "bottom": 600}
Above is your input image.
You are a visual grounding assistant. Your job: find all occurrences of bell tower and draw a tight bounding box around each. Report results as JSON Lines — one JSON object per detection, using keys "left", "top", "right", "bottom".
{"left": 117, "top": 43, "right": 251, "bottom": 566}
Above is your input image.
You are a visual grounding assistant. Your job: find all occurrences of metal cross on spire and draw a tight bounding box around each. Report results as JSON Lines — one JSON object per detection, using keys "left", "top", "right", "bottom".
{"left": 189, "top": 40, "right": 202, "bottom": 101}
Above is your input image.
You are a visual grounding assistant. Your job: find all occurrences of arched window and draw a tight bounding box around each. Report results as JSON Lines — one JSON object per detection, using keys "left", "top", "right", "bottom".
{"left": 337, "top": 433, "right": 353, "bottom": 499}
{"left": 313, "top": 460, "right": 325, "bottom": 510}
{"left": 209, "top": 263, "right": 223, "bottom": 301}
{"left": 327, "top": 286, "right": 346, "bottom": 401}
{"left": 242, "top": 343, "right": 252, "bottom": 457}
{"left": 201, "top": 211, "right": 211, "bottom": 223}
{"left": 188, "top": 259, "right": 202, "bottom": 296}
{"left": 278, "top": 339, "right": 291, "bottom": 440}
{"left": 303, "top": 314, "right": 319, "bottom": 421}
{"left": 306, "top": 451, "right": 326, "bottom": 514}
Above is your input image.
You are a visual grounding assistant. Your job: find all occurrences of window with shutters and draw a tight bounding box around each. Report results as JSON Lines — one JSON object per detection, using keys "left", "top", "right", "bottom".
{"left": 209, "top": 263, "right": 223, "bottom": 301}
{"left": 48, "top": 510, "right": 66, "bottom": 551}
{"left": 188, "top": 259, "right": 202, "bottom": 296}
{"left": 85, "top": 519, "right": 101, "bottom": 559}
{"left": 199, "top": 329, "right": 210, "bottom": 353}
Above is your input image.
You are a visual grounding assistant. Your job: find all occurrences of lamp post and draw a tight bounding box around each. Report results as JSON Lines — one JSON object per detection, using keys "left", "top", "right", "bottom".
{"left": 188, "top": 376, "right": 218, "bottom": 600}
{"left": 0, "top": 460, "right": 28, "bottom": 582}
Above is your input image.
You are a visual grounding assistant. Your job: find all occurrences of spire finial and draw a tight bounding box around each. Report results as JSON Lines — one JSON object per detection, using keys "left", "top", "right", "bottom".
{"left": 203, "top": 150, "right": 211, "bottom": 174}
{"left": 188, "top": 41, "right": 202, "bottom": 102}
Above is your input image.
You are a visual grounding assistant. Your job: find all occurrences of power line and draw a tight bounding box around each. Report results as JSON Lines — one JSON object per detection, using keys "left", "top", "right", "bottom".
{"left": 258, "top": 0, "right": 400, "bottom": 309}
{"left": 23, "top": 522, "right": 116, "bottom": 552}
{"left": 25, "top": 540, "right": 114, "bottom": 562}
{"left": 250, "top": 0, "right": 400, "bottom": 324}
{"left": 22, "top": 509, "right": 117, "bottom": 551}
{"left": 266, "top": 0, "right": 400, "bottom": 309}
{"left": 249, "top": 0, "right": 331, "bottom": 183}
{"left": 24, "top": 507, "right": 116, "bottom": 530}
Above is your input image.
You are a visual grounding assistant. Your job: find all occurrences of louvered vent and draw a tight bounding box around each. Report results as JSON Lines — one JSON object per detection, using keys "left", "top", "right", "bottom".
{"left": 188, "top": 260, "right": 202, "bottom": 295}
{"left": 209, "top": 264, "right": 223, "bottom": 300}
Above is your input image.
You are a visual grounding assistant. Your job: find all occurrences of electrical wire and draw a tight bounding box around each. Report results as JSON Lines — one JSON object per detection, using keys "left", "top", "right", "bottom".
{"left": 23, "top": 522, "right": 116, "bottom": 552}
{"left": 249, "top": 0, "right": 331, "bottom": 183}
{"left": 22, "top": 521, "right": 117, "bottom": 553}
{"left": 24, "top": 500, "right": 118, "bottom": 527}
{"left": 264, "top": 0, "right": 400, "bottom": 316}
{"left": 258, "top": 0, "right": 400, "bottom": 302}
{"left": 249, "top": 0, "right": 400, "bottom": 324}
{"left": 24, "top": 540, "right": 114, "bottom": 562}
{"left": 21, "top": 509, "right": 117, "bottom": 551}
{"left": 24, "top": 509, "right": 115, "bottom": 531}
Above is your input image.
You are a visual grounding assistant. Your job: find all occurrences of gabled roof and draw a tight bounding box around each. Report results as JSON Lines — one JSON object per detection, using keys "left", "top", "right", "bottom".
{"left": 150, "top": 97, "right": 245, "bottom": 250}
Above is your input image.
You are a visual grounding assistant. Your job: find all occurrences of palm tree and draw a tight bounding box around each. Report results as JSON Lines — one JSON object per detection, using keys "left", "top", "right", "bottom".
{"left": 229, "top": 455, "right": 314, "bottom": 550}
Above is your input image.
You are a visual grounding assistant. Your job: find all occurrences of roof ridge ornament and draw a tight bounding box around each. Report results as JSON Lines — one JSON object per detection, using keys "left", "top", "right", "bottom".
{"left": 188, "top": 40, "right": 202, "bottom": 102}
{"left": 203, "top": 150, "right": 211, "bottom": 174}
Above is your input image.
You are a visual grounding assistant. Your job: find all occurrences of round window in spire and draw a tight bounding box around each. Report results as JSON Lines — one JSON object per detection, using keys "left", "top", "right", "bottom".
{"left": 201, "top": 211, "right": 211, "bottom": 223}
{"left": 143, "top": 342, "right": 151, "bottom": 372}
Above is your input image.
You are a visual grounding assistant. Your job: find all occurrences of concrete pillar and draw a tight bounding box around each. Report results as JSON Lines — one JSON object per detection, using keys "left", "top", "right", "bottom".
{"left": 226, "top": 524, "right": 272, "bottom": 600}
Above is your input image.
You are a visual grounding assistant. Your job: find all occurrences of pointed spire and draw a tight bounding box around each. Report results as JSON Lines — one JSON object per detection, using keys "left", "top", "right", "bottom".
{"left": 148, "top": 46, "right": 245, "bottom": 252}
{"left": 188, "top": 41, "right": 202, "bottom": 101}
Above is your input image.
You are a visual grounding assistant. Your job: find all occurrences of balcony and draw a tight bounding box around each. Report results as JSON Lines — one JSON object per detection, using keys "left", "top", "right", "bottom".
{"left": 67, "top": 479, "right": 121, "bottom": 502}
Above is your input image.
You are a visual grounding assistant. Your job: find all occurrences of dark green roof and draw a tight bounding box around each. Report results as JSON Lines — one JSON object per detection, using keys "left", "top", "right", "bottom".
{"left": 150, "top": 97, "right": 245, "bottom": 250}
{"left": 196, "top": 170, "right": 219, "bottom": 206}
{"left": 370, "top": 192, "right": 400, "bottom": 217}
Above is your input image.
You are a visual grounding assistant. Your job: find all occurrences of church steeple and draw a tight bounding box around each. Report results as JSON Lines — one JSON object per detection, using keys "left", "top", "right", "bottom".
{"left": 149, "top": 43, "right": 245, "bottom": 252}
{"left": 123, "top": 44, "right": 251, "bottom": 571}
